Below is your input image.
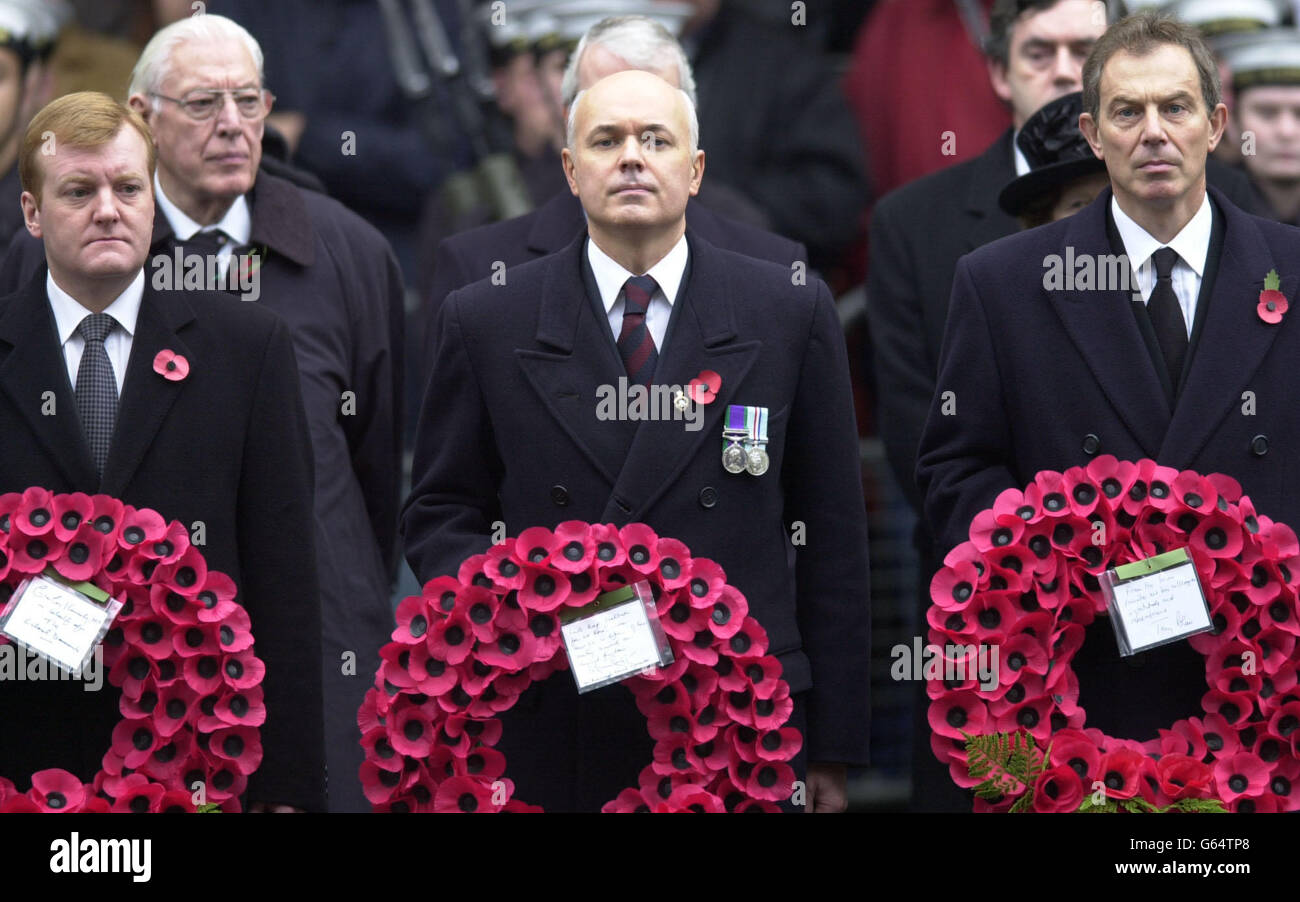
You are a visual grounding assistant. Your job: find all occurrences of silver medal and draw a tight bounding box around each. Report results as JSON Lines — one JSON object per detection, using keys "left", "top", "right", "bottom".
{"left": 745, "top": 444, "right": 769, "bottom": 476}
{"left": 722, "top": 440, "right": 747, "bottom": 474}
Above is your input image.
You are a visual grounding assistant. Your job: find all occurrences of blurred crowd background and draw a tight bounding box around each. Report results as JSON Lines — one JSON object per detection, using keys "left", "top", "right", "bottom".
{"left": 7, "top": 0, "right": 1300, "bottom": 810}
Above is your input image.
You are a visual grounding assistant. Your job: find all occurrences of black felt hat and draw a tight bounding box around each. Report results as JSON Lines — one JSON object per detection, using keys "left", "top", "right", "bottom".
{"left": 998, "top": 92, "right": 1108, "bottom": 218}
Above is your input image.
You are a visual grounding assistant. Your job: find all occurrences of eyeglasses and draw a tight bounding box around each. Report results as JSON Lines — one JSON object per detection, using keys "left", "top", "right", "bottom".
{"left": 149, "top": 89, "right": 271, "bottom": 121}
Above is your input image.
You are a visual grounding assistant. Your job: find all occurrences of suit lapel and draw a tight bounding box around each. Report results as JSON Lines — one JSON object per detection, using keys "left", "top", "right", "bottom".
{"left": 600, "top": 231, "right": 759, "bottom": 522}
{"left": 0, "top": 269, "right": 99, "bottom": 488}
{"left": 99, "top": 285, "right": 195, "bottom": 497}
{"left": 1048, "top": 190, "right": 1170, "bottom": 458}
{"left": 962, "top": 130, "right": 1020, "bottom": 253}
{"left": 515, "top": 234, "right": 636, "bottom": 485}
{"left": 1159, "top": 189, "right": 1285, "bottom": 469}
{"left": 525, "top": 193, "right": 586, "bottom": 256}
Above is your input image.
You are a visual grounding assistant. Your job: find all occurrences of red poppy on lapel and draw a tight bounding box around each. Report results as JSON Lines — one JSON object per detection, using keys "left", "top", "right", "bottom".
{"left": 688, "top": 369, "right": 721, "bottom": 404}
{"left": 152, "top": 349, "right": 189, "bottom": 381}
{"left": 1258, "top": 269, "right": 1288, "bottom": 324}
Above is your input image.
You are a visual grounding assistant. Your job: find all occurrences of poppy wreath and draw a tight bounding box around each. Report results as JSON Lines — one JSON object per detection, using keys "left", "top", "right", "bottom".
{"left": 928, "top": 457, "right": 1300, "bottom": 813}
{"left": 360, "top": 522, "right": 802, "bottom": 812}
{"left": 0, "top": 488, "right": 264, "bottom": 813}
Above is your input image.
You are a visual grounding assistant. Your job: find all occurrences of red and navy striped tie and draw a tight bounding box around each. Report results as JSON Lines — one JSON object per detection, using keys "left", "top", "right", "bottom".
{"left": 617, "top": 274, "right": 659, "bottom": 386}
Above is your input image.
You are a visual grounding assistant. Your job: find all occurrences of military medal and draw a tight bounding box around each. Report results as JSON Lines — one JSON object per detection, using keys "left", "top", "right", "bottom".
{"left": 723, "top": 404, "right": 769, "bottom": 476}
{"left": 722, "top": 404, "right": 749, "bottom": 473}
{"left": 743, "top": 405, "right": 769, "bottom": 476}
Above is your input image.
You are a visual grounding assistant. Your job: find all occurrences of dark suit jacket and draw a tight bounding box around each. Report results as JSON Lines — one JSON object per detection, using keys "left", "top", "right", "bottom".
{"left": 916, "top": 185, "right": 1300, "bottom": 737}
{"left": 403, "top": 229, "right": 871, "bottom": 789}
{"left": 869, "top": 131, "right": 1259, "bottom": 530}
{"left": 0, "top": 270, "right": 325, "bottom": 810}
{"left": 0, "top": 173, "right": 403, "bottom": 811}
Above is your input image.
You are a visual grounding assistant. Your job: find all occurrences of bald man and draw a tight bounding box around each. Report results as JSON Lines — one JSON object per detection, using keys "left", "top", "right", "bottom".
{"left": 402, "top": 71, "right": 871, "bottom": 812}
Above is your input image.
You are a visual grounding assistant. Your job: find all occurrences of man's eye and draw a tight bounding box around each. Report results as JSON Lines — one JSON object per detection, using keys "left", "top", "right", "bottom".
{"left": 235, "top": 93, "right": 262, "bottom": 114}
{"left": 120, "top": 184, "right": 141, "bottom": 195}
{"left": 184, "top": 97, "right": 216, "bottom": 115}
{"left": 66, "top": 187, "right": 89, "bottom": 198}
{"left": 1167, "top": 104, "right": 1185, "bottom": 115}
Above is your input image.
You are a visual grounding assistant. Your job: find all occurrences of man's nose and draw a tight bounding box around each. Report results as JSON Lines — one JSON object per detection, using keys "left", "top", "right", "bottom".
{"left": 1052, "top": 45, "right": 1082, "bottom": 88}
{"left": 91, "top": 186, "right": 120, "bottom": 222}
{"left": 214, "top": 92, "right": 243, "bottom": 133}
{"left": 618, "top": 134, "right": 646, "bottom": 168}
{"left": 1139, "top": 106, "right": 1168, "bottom": 142}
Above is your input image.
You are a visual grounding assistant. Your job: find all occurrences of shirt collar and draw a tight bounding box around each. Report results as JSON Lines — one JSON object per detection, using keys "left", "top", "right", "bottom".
{"left": 1012, "top": 130, "right": 1030, "bottom": 177}
{"left": 154, "top": 171, "right": 252, "bottom": 245}
{"left": 47, "top": 268, "right": 146, "bottom": 345}
{"left": 1110, "top": 191, "right": 1212, "bottom": 277}
{"left": 586, "top": 232, "right": 690, "bottom": 314}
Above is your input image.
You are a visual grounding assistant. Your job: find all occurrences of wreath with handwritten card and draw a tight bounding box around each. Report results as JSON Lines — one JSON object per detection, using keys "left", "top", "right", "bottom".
{"left": 360, "top": 522, "right": 801, "bottom": 813}
{"left": 928, "top": 457, "right": 1300, "bottom": 812}
{"left": 0, "top": 487, "right": 264, "bottom": 813}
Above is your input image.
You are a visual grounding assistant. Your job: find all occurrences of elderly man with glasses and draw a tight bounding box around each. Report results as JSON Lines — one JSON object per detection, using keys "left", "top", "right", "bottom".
{"left": 0, "top": 13, "right": 405, "bottom": 813}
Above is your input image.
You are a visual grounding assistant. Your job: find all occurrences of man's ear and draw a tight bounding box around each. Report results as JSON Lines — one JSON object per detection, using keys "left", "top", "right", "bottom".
{"left": 1078, "top": 111, "right": 1104, "bottom": 160}
{"left": 20, "top": 190, "right": 41, "bottom": 238}
{"left": 689, "top": 149, "right": 704, "bottom": 196}
{"left": 127, "top": 93, "right": 152, "bottom": 124}
{"left": 1206, "top": 102, "right": 1228, "bottom": 152}
{"left": 988, "top": 57, "right": 1013, "bottom": 105}
{"left": 561, "top": 147, "right": 579, "bottom": 197}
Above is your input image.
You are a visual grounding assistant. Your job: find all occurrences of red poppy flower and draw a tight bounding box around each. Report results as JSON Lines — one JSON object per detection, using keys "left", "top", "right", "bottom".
{"left": 153, "top": 349, "right": 190, "bottom": 380}
{"left": 1098, "top": 747, "right": 1144, "bottom": 799}
{"left": 620, "top": 524, "right": 661, "bottom": 574}
{"left": 172, "top": 620, "right": 219, "bottom": 659}
{"left": 106, "top": 774, "right": 166, "bottom": 813}
{"left": 48, "top": 492, "right": 94, "bottom": 542}
{"left": 1159, "top": 720, "right": 1208, "bottom": 760}
{"left": 390, "top": 702, "right": 436, "bottom": 758}
{"left": 930, "top": 559, "right": 980, "bottom": 611}
{"left": 425, "top": 607, "right": 473, "bottom": 665}
{"left": 518, "top": 566, "right": 571, "bottom": 612}
{"left": 586, "top": 523, "right": 627, "bottom": 568}
{"left": 1258, "top": 287, "right": 1288, "bottom": 324}
{"left": 551, "top": 521, "right": 598, "bottom": 573}
{"left": 992, "top": 486, "right": 1040, "bottom": 526}
{"left": 118, "top": 506, "right": 166, "bottom": 554}
{"left": 1189, "top": 713, "right": 1243, "bottom": 760}
{"left": 434, "top": 775, "right": 507, "bottom": 813}
{"left": 29, "top": 769, "right": 88, "bottom": 812}
{"left": 150, "top": 583, "right": 200, "bottom": 627}
{"left": 209, "top": 725, "right": 263, "bottom": 775}
{"left": 687, "top": 369, "right": 721, "bottom": 404}
{"left": 216, "top": 648, "right": 264, "bottom": 692}
{"left": 13, "top": 486, "right": 57, "bottom": 535}
{"left": 681, "top": 558, "right": 727, "bottom": 611}
{"left": 1031, "top": 764, "right": 1083, "bottom": 812}
{"left": 450, "top": 746, "right": 508, "bottom": 781}
{"left": 658, "top": 590, "right": 710, "bottom": 641}
{"left": 652, "top": 732, "right": 703, "bottom": 776}
{"left": 1214, "top": 751, "right": 1269, "bottom": 803}
{"left": 655, "top": 537, "right": 692, "bottom": 590}
{"left": 663, "top": 784, "right": 727, "bottom": 812}
{"left": 360, "top": 760, "right": 404, "bottom": 805}
{"left": 929, "top": 690, "right": 988, "bottom": 740}
{"left": 195, "top": 571, "right": 238, "bottom": 623}
{"left": 516, "top": 526, "right": 562, "bottom": 568}
{"left": 8, "top": 527, "right": 64, "bottom": 573}
{"left": 729, "top": 754, "right": 794, "bottom": 802}
{"left": 149, "top": 680, "right": 199, "bottom": 737}
{"left": 124, "top": 615, "right": 177, "bottom": 662}
{"left": 725, "top": 615, "right": 769, "bottom": 659}
{"left": 1155, "top": 754, "right": 1214, "bottom": 800}
{"left": 970, "top": 508, "right": 1026, "bottom": 554}
{"left": 111, "top": 717, "right": 161, "bottom": 769}
{"left": 602, "top": 787, "right": 653, "bottom": 813}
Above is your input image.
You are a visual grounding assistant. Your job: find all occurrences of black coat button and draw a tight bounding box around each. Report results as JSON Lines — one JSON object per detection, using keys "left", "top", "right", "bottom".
{"left": 550, "top": 485, "right": 569, "bottom": 506}
{"left": 1082, "top": 433, "right": 1100, "bottom": 455}
{"left": 698, "top": 487, "right": 718, "bottom": 509}
{"left": 1251, "top": 435, "right": 1269, "bottom": 457}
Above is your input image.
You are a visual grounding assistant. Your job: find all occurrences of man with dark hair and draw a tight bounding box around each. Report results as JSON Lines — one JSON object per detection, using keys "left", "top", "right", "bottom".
{"left": 866, "top": 0, "right": 1108, "bottom": 812}
{"left": 1224, "top": 30, "right": 1300, "bottom": 224}
{"left": 918, "top": 11, "right": 1300, "bottom": 751}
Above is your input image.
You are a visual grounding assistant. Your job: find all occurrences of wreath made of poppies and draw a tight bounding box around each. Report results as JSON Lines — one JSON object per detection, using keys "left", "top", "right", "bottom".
{"left": 360, "top": 522, "right": 802, "bottom": 813}
{"left": 927, "top": 457, "right": 1300, "bottom": 813}
{"left": 0, "top": 488, "right": 264, "bottom": 813}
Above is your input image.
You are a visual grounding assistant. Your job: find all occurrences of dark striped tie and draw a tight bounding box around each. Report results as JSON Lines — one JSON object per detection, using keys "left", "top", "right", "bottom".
{"left": 75, "top": 312, "right": 119, "bottom": 476}
{"left": 617, "top": 274, "right": 659, "bottom": 386}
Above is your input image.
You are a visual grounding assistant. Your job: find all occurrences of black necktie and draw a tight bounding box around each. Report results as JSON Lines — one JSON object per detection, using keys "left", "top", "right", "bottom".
{"left": 618, "top": 275, "right": 660, "bottom": 386}
{"left": 75, "top": 313, "right": 119, "bottom": 476}
{"left": 1149, "top": 247, "right": 1188, "bottom": 391}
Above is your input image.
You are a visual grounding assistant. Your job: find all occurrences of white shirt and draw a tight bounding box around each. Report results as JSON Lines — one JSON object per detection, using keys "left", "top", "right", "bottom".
{"left": 154, "top": 171, "right": 252, "bottom": 276}
{"left": 587, "top": 233, "right": 689, "bottom": 352}
{"left": 1111, "top": 192, "right": 1212, "bottom": 339}
{"left": 48, "top": 269, "right": 145, "bottom": 395}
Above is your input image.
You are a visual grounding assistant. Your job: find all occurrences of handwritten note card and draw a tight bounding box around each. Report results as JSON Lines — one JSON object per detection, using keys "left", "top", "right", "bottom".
{"left": 561, "top": 597, "right": 664, "bottom": 693}
{"left": 0, "top": 576, "right": 114, "bottom": 673}
{"left": 1109, "top": 560, "right": 1212, "bottom": 655}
